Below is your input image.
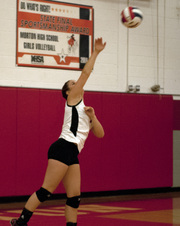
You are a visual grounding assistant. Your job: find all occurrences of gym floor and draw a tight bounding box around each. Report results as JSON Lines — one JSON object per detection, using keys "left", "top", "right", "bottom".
{"left": 0, "top": 191, "right": 180, "bottom": 225}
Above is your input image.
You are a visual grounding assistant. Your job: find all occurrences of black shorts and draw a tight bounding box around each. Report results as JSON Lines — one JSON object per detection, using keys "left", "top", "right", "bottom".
{"left": 48, "top": 138, "right": 79, "bottom": 166}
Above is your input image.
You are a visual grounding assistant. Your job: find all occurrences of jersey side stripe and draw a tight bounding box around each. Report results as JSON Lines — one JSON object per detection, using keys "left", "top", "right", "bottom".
{"left": 70, "top": 106, "right": 79, "bottom": 136}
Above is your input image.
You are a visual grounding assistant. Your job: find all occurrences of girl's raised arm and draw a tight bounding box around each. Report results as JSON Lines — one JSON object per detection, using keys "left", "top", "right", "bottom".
{"left": 68, "top": 38, "right": 106, "bottom": 103}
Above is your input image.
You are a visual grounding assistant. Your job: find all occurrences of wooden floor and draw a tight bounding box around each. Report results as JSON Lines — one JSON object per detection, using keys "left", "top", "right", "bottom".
{"left": 0, "top": 191, "right": 180, "bottom": 225}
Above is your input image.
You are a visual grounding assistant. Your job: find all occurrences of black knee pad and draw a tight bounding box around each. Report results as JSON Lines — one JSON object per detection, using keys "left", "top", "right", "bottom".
{"left": 66, "top": 196, "right": 81, "bottom": 209}
{"left": 36, "top": 187, "right": 52, "bottom": 202}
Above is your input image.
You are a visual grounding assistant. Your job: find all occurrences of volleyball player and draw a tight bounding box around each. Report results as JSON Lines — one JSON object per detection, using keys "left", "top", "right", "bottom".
{"left": 10, "top": 37, "right": 106, "bottom": 226}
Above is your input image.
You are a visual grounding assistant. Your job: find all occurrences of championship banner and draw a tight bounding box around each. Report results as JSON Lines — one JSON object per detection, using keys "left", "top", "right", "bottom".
{"left": 16, "top": 0, "right": 94, "bottom": 70}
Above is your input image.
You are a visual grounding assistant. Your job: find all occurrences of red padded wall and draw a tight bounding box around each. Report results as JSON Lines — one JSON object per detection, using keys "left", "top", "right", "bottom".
{"left": 16, "top": 89, "right": 40, "bottom": 195}
{"left": 0, "top": 88, "right": 173, "bottom": 197}
{"left": 0, "top": 88, "right": 17, "bottom": 196}
{"left": 81, "top": 93, "right": 173, "bottom": 191}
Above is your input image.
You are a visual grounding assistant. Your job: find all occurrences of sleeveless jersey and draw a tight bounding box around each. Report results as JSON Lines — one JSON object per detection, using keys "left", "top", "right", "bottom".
{"left": 59, "top": 99, "right": 91, "bottom": 152}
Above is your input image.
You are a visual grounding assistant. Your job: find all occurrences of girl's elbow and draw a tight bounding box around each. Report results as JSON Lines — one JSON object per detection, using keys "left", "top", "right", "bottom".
{"left": 92, "top": 126, "right": 105, "bottom": 138}
{"left": 97, "top": 131, "right": 105, "bottom": 138}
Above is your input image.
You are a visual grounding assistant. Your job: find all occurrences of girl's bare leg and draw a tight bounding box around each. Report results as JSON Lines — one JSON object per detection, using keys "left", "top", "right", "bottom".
{"left": 25, "top": 159, "right": 68, "bottom": 212}
{"left": 63, "top": 164, "right": 81, "bottom": 223}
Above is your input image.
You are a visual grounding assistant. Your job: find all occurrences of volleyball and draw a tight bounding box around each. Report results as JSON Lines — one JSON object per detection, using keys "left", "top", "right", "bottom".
{"left": 121, "top": 6, "right": 143, "bottom": 28}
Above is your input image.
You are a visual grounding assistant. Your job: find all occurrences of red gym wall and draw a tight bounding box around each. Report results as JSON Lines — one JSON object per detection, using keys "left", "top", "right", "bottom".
{"left": 0, "top": 87, "right": 173, "bottom": 197}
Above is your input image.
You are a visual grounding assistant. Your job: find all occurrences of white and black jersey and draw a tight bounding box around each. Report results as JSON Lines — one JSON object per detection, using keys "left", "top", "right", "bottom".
{"left": 59, "top": 99, "right": 91, "bottom": 152}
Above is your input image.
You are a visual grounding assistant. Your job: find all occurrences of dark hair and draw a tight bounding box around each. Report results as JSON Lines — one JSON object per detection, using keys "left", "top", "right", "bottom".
{"left": 62, "top": 80, "right": 70, "bottom": 100}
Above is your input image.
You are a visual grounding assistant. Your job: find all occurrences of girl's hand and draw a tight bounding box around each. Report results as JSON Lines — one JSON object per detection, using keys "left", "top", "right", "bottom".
{"left": 84, "top": 106, "right": 95, "bottom": 120}
{"left": 95, "top": 38, "right": 106, "bottom": 53}
{"left": 84, "top": 106, "right": 105, "bottom": 138}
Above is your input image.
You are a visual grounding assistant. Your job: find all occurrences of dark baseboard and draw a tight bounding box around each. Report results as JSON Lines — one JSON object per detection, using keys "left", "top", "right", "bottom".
{"left": 1, "top": 187, "right": 180, "bottom": 204}
{"left": 81, "top": 187, "right": 180, "bottom": 198}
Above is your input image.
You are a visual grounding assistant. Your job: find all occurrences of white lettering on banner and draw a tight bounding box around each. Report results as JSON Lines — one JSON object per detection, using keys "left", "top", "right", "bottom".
{"left": 80, "top": 57, "right": 88, "bottom": 64}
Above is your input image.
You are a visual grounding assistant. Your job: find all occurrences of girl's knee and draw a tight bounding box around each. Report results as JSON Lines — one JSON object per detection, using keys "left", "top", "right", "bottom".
{"left": 36, "top": 187, "right": 52, "bottom": 202}
{"left": 66, "top": 195, "right": 81, "bottom": 209}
